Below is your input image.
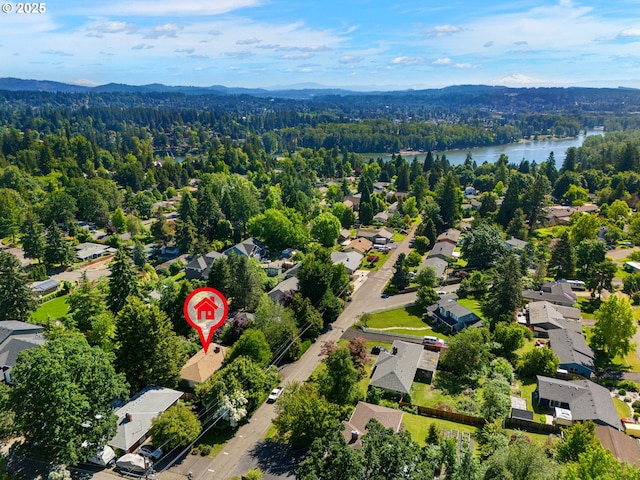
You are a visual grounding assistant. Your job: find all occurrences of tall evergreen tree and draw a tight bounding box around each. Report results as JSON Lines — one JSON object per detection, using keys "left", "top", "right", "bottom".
{"left": 423, "top": 150, "right": 434, "bottom": 173}
{"left": 228, "top": 254, "right": 262, "bottom": 311}
{"left": 178, "top": 190, "right": 198, "bottom": 224}
{"left": 391, "top": 253, "right": 410, "bottom": 291}
{"left": 436, "top": 172, "right": 462, "bottom": 228}
{"left": 208, "top": 257, "right": 231, "bottom": 296}
{"left": 107, "top": 248, "right": 139, "bottom": 314}
{"left": 484, "top": 253, "right": 523, "bottom": 328}
{"left": 358, "top": 184, "right": 374, "bottom": 226}
{"left": 561, "top": 146, "right": 578, "bottom": 172}
{"left": 21, "top": 218, "right": 45, "bottom": 264}
{"left": 548, "top": 231, "right": 576, "bottom": 279}
{"left": 396, "top": 163, "right": 410, "bottom": 192}
{"left": 0, "top": 252, "right": 37, "bottom": 321}
{"left": 44, "top": 224, "right": 75, "bottom": 268}
{"left": 496, "top": 181, "right": 520, "bottom": 228}
{"left": 522, "top": 174, "right": 550, "bottom": 230}
{"left": 506, "top": 208, "right": 528, "bottom": 240}
{"left": 67, "top": 271, "right": 106, "bottom": 331}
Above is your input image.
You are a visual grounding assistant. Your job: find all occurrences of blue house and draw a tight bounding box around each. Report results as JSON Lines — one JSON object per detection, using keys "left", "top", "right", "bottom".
{"left": 428, "top": 296, "right": 482, "bottom": 333}
{"left": 548, "top": 329, "right": 595, "bottom": 379}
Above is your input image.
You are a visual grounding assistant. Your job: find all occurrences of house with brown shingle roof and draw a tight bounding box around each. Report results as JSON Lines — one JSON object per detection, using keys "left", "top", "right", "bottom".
{"left": 180, "top": 346, "right": 227, "bottom": 388}
{"left": 345, "top": 237, "right": 373, "bottom": 255}
{"left": 595, "top": 425, "right": 640, "bottom": 466}
{"left": 342, "top": 401, "right": 404, "bottom": 449}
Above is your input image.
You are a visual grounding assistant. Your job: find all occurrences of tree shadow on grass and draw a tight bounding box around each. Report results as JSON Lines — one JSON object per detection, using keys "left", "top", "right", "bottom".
{"left": 249, "top": 440, "right": 308, "bottom": 478}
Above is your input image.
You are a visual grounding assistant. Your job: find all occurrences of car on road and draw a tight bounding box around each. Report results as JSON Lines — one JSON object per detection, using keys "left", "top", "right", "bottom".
{"left": 381, "top": 293, "right": 389, "bottom": 298}
{"left": 267, "top": 387, "right": 283, "bottom": 403}
{"left": 139, "top": 444, "right": 162, "bottom": 460}
{"left": 422, "top": 336, "right": 446, "bottom": 349}
{"left": 436, "top": 290, "right": 447, "bottom": 296}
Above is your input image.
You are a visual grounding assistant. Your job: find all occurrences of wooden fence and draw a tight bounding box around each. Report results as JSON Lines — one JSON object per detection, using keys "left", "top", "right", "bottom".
{"left": 504, "top": 417, "right": 560, "bottom": 434}
{"left": 399, "top": 401, "right": 487, "bottom": 426}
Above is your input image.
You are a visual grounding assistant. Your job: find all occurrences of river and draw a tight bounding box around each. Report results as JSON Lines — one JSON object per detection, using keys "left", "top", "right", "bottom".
{"left": 373, "top": 129, "right": 605, "bottom": 166}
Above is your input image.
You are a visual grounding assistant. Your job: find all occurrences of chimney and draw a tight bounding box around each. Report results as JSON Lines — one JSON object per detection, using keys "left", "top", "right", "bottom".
{"left": 125, "top": 413, "right": 132, "bottom": 422}
{"left": 392, "top": 346, "right": 398, "bottom": 355}
{"left": 351, "top": 430, "right": 359, "bottom": 442}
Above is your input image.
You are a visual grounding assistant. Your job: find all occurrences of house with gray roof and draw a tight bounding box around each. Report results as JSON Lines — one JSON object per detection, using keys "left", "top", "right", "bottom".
{"left": 0, "top": 321, "right": 45, "bottom": 383}
{"left": 420, "top": 257, "right": 449, "bottom": 281}
{"left": 30, "top": 279, "right": 60, "bottom": 297}
{"left": 331, "top": 251, "right": 363, "bottom": 275}
{"left": 223, "top": 237, "right": 265, "bottom": 259}
{"left": 369, "top": 341, "right": 436, "bottom": 395}
{"left": 436, "top": 229, "right": 461, "bottom": 245}
{"left": 505, "top": 237, "right": 528, "bottom": 253}
{"left": 109, "top": 385, "right": 183, "bottom": 453}
{"left": 523, "top": 281, "right": 577, "bottom": 307}
{"left": 75, "top": 242, "right": 115, "bottom": 261}
{"left": 548, "top": 330, "right": 595, "bottom": 379}
{"left": 427, "top": 241, "right": 456, "bottom": 261}
{"left": 536, "top": 375, "right": 621, "bottom": 430}
{"left": 185, "top": 251, "right": 224, "bottom": 280}
{"left": 527, "top": 301, "right": 582, "bottom": 337}
{"left": 267, "top": 276, "right": 300, "bottom": 304}
{"left": 428, "top": 297, "right": 482, "bottom": 333}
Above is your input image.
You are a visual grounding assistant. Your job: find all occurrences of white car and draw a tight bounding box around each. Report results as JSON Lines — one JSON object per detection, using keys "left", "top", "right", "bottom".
{"left": 139, "top": 444, "right": 162, "bottom": 460}
{"left": 267, "top": 387, "right": 283, "bottom": 403}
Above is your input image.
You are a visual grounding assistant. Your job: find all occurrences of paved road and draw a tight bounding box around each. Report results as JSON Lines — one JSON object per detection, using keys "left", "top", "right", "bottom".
{"left": 158, "top": 229, "right": 418, "bottom": 480}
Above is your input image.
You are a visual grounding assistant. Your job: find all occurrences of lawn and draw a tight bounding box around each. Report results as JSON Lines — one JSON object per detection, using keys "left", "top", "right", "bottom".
{"left": 514, "top": 338, "right": 536, "bottom": 358}
{"left": 362, "top": 306, "right": 451, "bottom": 341}
{"left": 196, "top": 426, "right": 237, "bottom": 457}
{"left": 393, "top": 232, "right": 407, "bottom": 243}
{"left": 410, "top": 383, "right": 460, "bottom": 409}
{"left": 31, "top": 295, "right": 69, "bottom": 322}
{"left": 513, "top": 377, "right": 547, "bottom": 423}
{"left": 361, "top": 251, "right": 392, "bottom": 271}
{"left": 402, "top": 411, "right": 480, "bottom": 447}
{"left": 614, "top": 397, "right": 632, "bottom": 418}
{"left": 532, "top": 226, "right": 567, "bottom": 241}
{"left": 456, "top": 298, "right": 486, "bottom": 321}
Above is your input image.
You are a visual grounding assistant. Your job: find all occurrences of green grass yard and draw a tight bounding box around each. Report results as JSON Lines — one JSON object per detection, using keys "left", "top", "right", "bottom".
{"left": 363, "top": 306, "right": 451, "bottom": 340}
{"left": 31, "top": 295, "right": 69, "bottom": 322}
{"left": 456, "top": 298, "right": 486, "bottom": 321}
{"left": 361, "top": 251, "right": 392, "bottom": 271}
{"left": 614, "top": 398, "right": 632, "bottom": 418}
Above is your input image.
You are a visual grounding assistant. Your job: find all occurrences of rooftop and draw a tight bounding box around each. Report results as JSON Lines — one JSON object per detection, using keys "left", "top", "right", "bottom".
{"left": 342, "top": 401, "right": 404, "bottom": 449}
{"left": 369, "top": 340, "right": 423, "bottom": 394}
{"left": 548, "top": 329, "right": 595, "bottom": 373}
{"left": 180, "top": 346, "right": 227, "bottom": 385}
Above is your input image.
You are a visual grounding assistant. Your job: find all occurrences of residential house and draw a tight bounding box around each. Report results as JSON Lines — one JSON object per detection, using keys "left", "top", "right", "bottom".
{"left": 0, "top": 320, "right": 45, "bottom": 383}
{"left": 505, "top": 237, "right": 528, "bottom": 253}
{"left": 427, "top": 241, "right": 456, "bottom": 261}
{"left": 369, "top": 340, "right": 438, "bottom": 395}
{"left": 428, "top": 297, "right": 482, "bottom": 333}
{"left": 267, "top": 276, "right": 300, "bottom": 304}
{"left": 30, "top": 279, "right": 60, "bottom": 297}
{"left": 464, "top": 186, "right": 477, "bottom": 196}
{"left": 523, "top": 281, "right": 577, "bottom": 307}
{"left": 526, "top": 301, "right": 582, "bottom": 337}
{"left": 75, "top": 242, "right": 114, "bottom": 261}
{"left": 356, "top": 227, "right": 394, "bottom": 245}
{"left": 420, "top": 257, "right": 449, "bottom": 281}
{"left": 343, "top": 194, "right": 362, "bottom": 211}
{"left": 109, "top": 386, "right": 183, "bottom": 453}
{"left": 223, "top": 237, "right": 266, "bottom": 259}
{"left": 595, "top": 425, "right": 640, "bottom": 466}
{"left": 184, "top": 251, "right": 224, "bottom": 280}
{"left": 180, "top": 346, "right": 227, "bottom": 389}
{"left": 338, "top": 229, "right": 352, "bottom": 243}
{"left": 535, "top": 375, "right": 622, "bottom": 430}
{"left": 625, "top": 261, "right": 640, "bottom": 273}
{"left": 344, "top": 237, "right": 373, "bottom": 255}
{"left": 373, "top": 211, "right": 390, "bottom": 223}
{"left": 548, "top": 330, "right": 595, "bottom": 379}
{"left": 342, "top": 401, "right": 404, "bottom": 449}
{"left": 545, "top": 204, "right": 598, "bottom": 226}
{"left": 387, "top": 201, "right": 399, "bottom": 213}
{"left": 436, "top": 229, "right": 461, "bottom": 246}
{"left": 331, "top": 251, "right": 363, "bottom": 275}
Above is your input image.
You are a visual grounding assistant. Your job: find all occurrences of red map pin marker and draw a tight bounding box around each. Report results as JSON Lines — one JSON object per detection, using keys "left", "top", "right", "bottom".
{"left": 183, "top": 287, "right": 229, "bottom": 353}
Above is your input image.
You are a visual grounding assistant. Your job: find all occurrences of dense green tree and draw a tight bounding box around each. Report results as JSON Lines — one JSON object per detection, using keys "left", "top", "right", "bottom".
{"left": 496, "top": 181, "right": 520, "bottom": 228}
{"left": 506, "top": 208, "right": 528, "bottom": 240}
{"left": 480, "top": 376, "right": 511, "bottom": 421}
{"left": 311, "top": 212, "right": 342, "bottom": 247}
{"left": 570, "top": 213, "right": 601, "bottom": 245}
{"left": 592, "top": 295, "right": 637, "bottom": 361}
{"left": 247, "top": 208, "right": 309, "bottom": 252}
{"left": 549, "top": 231, "right": 576, "bottom": 279}
{"left": 298, "top": 430, "right": 362, "bottom": 480}
{"left": 483, "top": 253, "right": 523, "bottom": 326}
{"left": 290, "top": 294, "right": 324, "bottom": 340}
{"left": 107, "top": 248, "right": 140, "bottom": 314}
{"left": 318, "top": 347, "right": 361, "bottom": 405}
{"left": 40, "top": 190, "right": 77, "bottom": 228}
{"left": 44, "top": 224, "right": 75, "bottom": 268}
{"left": 563, "top": 444, "right": 640, "bottom": 480}
{"left": 332, "top": 202, "right": 356, "bottom": 229}
{"left": 416, "top": 285, "right": 438, "bottom": 311}
{"left": 132, "top": 241, "right": 147, "bottom": 268}
{"left": 586, "top": 259, "right": 617, "bottom": 299}
{"left": 439, "top": 328, "right": 491, "bottom": 378}
{"left": 492, "top": 322, "right": 530, "bottom": 362}
{"left": 391, "top": 253, "right": 410, "bottom": 291}
{"left": 555, "top": 421, "right": 599, "bottom": 464}
{"left": 460, "top": 223, "right": 506, "bottom": 269}
{"left": 0, "top": 252, "right": 37, "bottom": 321}
{"left": 414, "top": 265, "right": 437, "bottom": 288}
{"left": 159, "top": 280, "right": 195, "bottom": 337}
{"left": 10, "top": 335, "right": 128, "bottom": 465}
{"left": 273, "top": 382, "right": 342, "bottom": 447}
{"left": 20, "top": 218, "right": 45, "bottom": 264}
{"left": 522, "top": 174, "right": 551, "bottom": 230}
{"left": 111, "top": 207, "right": 127, "bottom": 233}
{"left": 575, "top": 239, "right": 607, "bottom": 281}
{"left": 174, "top": 219, "right": 198, "bottom": 254}
{"left": 437, "top": 172, "right": 462, "bottom": 228}
{"left": 484, "top": 433, "right": 559, "bottom": 480}
{"left": 227, "top": 329, "right": 272, "bottom": 367}
{"left": 207, "top": 257, "right": 231, "bottom": 296}
{"left": 518, "top": 346, "right": 560, "bottom": 377}
{"left": 87, "top": 311, "right": 117, "bottom": 352}
{"left": 67, "top": 272, "right": 106, "bottom": 331}
{"left": 115, "top": 297, "right": 186, "bottom": 392}
{"left": 227, "top": 254, "right": 263, "bottom": 311}
{"left": 0, "top": 188, "right": 28, "bottom": 242}
{"left": 149, "top": 404, "right": 202, "bottom": 449}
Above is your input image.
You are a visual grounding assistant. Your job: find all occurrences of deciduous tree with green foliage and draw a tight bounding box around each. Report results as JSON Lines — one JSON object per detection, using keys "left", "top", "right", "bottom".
{"left": 439, "top": 327, "right": 491, "bottom": 379}
{"left": 149, "top": 404, "right": 202, "bottom": 449}
{"left": 592, "top": 295, "right": 637, "bottom": 361}
{"left": 67, "top": 271, "right": 106, "bottom": 331}
{"left": 518, "top": 346, "right": 560, "bottom": 377}
{"left": 311, "top": 212, "right": 342, "bottom": 247}
{"left": 318, "top": 347, "right": 361, "bottom": 405}
{"left": 227, "top": 329, "right": 272, "bottom": 367}
{"left": 555, "top": 421, "right": 599, "bottom": 464}
{"left": 563, "top": 444, "right": 640, "bottom": 480}
{"left": 460, "top": 223, "right": 506, "bottom": 269}
{"left": 10, "top": 335, "right": 128, "bottom": 465}
{"left": 0, "top": 252, "right": 37, "bottom": 322}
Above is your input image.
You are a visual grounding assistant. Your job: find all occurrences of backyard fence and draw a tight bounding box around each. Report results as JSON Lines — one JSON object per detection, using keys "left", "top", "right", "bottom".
{"left": 504, "top": 417, "right": 560, "bottom": 434}
{"left": 399, "top": 401, "right": 487, "bottom": 427}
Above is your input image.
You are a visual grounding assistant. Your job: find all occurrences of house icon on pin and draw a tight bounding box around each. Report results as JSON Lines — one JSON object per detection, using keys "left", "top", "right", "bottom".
{"left": 194, "top": 296, "right": 218, "bottom": 321}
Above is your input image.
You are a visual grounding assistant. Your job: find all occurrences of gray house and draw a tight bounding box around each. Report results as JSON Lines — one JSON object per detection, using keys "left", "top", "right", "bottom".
{"left": 0, "top": 321, "right": 45, "bottom": 383}
{"left": 523, "top": 281, "right": 577, "bottom": 307}
{"left": 184, "top": 251, "right": 224, "bottom": 280}
{"left": 331, "top": 251, "right": 363, "bottom": 275}
{"left": 428, "top": 298, "right": 482, "bottom": 333}
{"left": 526, "top": 301, "right": 582, "bottom": 337}
{"left": 420, "top": 257, "right": 449, "bottom": 281}
{"left": 369, "top": 341, "right": 438, "bottom": 395}
{"left": 223, "top": 237, "right": 265, "bottom": 259}
{"left": 548, "top": 329, "right": 595, "bottom": 379}
{"left": 267, "top": 276, "right": 300, "bottom": 304}
{"left": 427, "top": 241, "right": 456, "bottom": 261}
{"left": 536, "top": 375, "right": 622, "bottom": 430}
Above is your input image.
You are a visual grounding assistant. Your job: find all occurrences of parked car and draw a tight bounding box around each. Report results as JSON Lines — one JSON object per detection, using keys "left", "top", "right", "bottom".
{"left": 268, "top": 387, "right": 283, "bottom": 403}
{"left": 422, "top": 336, "right": 446, "bottom": 349}
{"left": 139, "top": 444, "right": 162, "bottom": 460}
{"left": 371, "top": 345, "right": 388, "bottom": 355}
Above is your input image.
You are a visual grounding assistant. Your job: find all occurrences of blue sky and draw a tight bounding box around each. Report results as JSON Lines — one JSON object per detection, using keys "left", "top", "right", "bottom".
{"left": 2, "top": 0, "right": 640, "bottom": 90}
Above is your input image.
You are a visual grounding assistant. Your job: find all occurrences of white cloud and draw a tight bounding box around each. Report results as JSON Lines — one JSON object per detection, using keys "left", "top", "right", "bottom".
{"left": 426, "top": 24, "right": 463, "bottom": 37}
{"left": 41, "top": 50, "right": 73, "bottom": 57}
{"left": 72, "top": 78, "right": 100, "bottom": 86}
{"left": 145, "top": 24, "right": 183, "bottom": 39}
{"left": 224, "top": 50, "right": 254, "bottom": 58}
{"left": 132, "top": 44, "right": 154, "bottom": 50}
{"left": 283, "top": 53, "right": 313, "bottom": 60}
{"left": 617, "top": 28, "right": 640, "bottom": 39}
{"left": 85, "top": 21, "right": 138, "bottom": 37}
{"left": 432, "top": 57, "right": 452, "bottom": 66}
{"left": 453, "top": 63, "right": 475, "bottom": 69}
{"left": 237, "top": 37, "right": 261, "bottom": 45}
{"left": 175, "top": 48, "right": 195, "bottom": 54}
{"left": 340, "top": 55, "right": 364, "bottom": 64}
{"left": 390, "top": 56, "right": 424, "bottom": 66}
